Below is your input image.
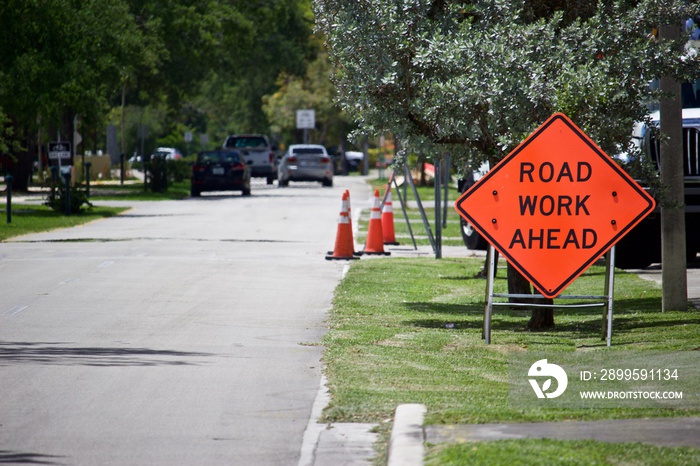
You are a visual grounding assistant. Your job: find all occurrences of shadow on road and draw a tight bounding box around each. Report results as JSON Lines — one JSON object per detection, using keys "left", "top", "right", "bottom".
{"left": 0, "top": 449, "right": 65, "bottom": 465}
{"left": 0, "top": 341, "right": 213, "bottom": 367}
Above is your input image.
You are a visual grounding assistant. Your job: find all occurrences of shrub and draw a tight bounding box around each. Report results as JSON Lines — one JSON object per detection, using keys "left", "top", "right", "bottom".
{"left": 148, "top": 157, "right": 169, "bottom": 192}
{"left": 144, "top": 158, "right": 190, "bottom": 192}
{"left": 166, "top": 159, "right": 191, "bottom": 183}
{"left": 44, "top": 185, "right": 93, "bottom": 214}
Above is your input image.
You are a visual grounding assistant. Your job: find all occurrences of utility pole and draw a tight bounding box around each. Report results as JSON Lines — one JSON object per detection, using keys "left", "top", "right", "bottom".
{"left": 659, "top": 20, "right": 688, "bottom": 312}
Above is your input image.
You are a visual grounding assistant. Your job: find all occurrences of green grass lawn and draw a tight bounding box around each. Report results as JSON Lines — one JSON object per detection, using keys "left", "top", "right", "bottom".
{"left": 357, "top": 210, "right": 464, "bottom": 247}
{"left": 323, "top": 257, "right": 700, "bottom": 424}
{"left": 321, "top": 256, "right": 700, "bottom": 464}
{"left": 425, "top": 439, "right": 700, "bottom": 466}
{"left": 89, "top": 180, "right": 191, "bottom": 200}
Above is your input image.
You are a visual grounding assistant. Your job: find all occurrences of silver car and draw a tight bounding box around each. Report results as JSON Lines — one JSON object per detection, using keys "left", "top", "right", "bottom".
{"left": 278, "top": 144, "right": 333, "bottom": 187}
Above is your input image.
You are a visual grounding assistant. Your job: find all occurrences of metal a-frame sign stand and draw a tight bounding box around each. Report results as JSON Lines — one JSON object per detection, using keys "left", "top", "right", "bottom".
{"left": 380, "top": 161, "right": 454, "bottom": 258}
{"left": 380, "top": 169, "right": 418, "bottom": 251}
{"left": 455, "top": 113, "right": 656, "bottom": 347}
{"left": 380, "top": 163, "right": 442, "bottom": 254}
{"left": 482, "top": 244, "right": 616, "bottom": 346}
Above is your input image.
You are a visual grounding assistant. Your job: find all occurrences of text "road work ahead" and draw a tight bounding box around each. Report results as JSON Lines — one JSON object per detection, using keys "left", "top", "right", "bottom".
{"left": 510, "top": 161, "right": 596, "bottom": 250}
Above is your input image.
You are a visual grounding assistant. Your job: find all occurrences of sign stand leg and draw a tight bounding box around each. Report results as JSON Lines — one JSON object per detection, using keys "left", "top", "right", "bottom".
{"left": 434, "top": 158, "right": 442, "bottom": 259}
{"left": 404, "top": 164, "right": 436, "bottom": 253}
{"left": 484, "top": 244, "right": 496, "bottom": 343}
{"left": 442, "top": 155, "right": 450, "bottom": 229}
{"left": 602, "top": 246, "right": 616, "bottom": 347}
{"left": 392, "top": 175, "right": 417, "bottom": 250}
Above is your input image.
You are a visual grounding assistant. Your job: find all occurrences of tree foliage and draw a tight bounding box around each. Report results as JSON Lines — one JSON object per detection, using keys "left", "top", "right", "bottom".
{"left": 0, "top": 0, "right": 318, "bottom": 188}
{"left": 196, "top": 0, "right": 316, "bottom": 142}
{"left": 314, "top": 0, "right": 700, "bottom": 174}
{"left": 314, "top": 0, "right": 700, "bottom": 329}
{"left": 263, "top": 51, "right": 348, "bottom": 147}
{"left": 0, "top": 0, "right": 161, "bottom": 129}
{"left": 0, "top": 0, "right": 166, "bottom": 189}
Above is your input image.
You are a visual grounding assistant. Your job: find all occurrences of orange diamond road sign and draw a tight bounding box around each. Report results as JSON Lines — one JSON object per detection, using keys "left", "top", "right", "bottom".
{"left": 455, "top": 113, "right": 656, "bottom": 298}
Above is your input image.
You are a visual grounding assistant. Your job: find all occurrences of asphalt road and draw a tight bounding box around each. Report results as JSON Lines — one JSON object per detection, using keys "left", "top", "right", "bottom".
{"left": 0, "top": 177, "right": 371, "bottom": 466}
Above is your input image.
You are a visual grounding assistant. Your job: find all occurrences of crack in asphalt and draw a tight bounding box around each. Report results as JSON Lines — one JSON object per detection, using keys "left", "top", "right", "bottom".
{"left": 11, "top": 237, "right": 308, "bottom": 244}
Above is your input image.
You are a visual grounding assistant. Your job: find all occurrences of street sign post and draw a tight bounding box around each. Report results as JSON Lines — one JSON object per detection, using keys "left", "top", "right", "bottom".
{"left": 296, "top": 109, "right": 315, "bottom": 144}
{"left": 455, "top": 113, "right": 656, "bottom": 299}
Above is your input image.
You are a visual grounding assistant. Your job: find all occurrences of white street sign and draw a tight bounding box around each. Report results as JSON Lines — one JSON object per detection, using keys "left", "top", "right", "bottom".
{"left": 296, "top": 109, "right": 315, "bottom": 129}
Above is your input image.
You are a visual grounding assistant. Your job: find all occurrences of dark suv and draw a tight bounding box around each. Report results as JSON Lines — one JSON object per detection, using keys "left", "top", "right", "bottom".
{"left": 191, "top": 149, "right": 251, "bottom": 197}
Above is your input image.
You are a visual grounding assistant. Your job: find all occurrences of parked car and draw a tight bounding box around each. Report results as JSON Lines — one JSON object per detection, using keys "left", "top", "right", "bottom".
{"left": 129, "top": 147, "right": 183, "bottom": 164}
{"left": 456, "top": 162, "right": 490, "bottom": 250}
{"left": 222, "top": 134, "right": 276, "bottom": 184}
{"left": 190, "top": 149, "right": 251, "bottom": 197}
{"left": 278, "top": 144, "right": 334, "bottom": 187}
{"left": 613, "top": 103, "right": 700, "bottom": 269}
{"left": 154, "top": 147, "right": 183, "bottom": 160}
{"left": 344, "top": 151, "right": 364, "bottom": 172}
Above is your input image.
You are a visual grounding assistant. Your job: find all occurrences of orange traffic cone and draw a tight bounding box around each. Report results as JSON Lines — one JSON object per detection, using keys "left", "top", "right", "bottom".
{"left": 359, "top": 189, "right": 390, "bottom": 256}
{"left": 325, "top": 192, "right": 359, "bottom": 260}
{"left": 381, "top": 188, "right": 399, "bottom": 245}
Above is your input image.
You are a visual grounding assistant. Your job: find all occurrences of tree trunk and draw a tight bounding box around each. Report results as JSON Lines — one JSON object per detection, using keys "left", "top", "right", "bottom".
{"left": 659, "top": 22, "right": 688, "bottom": 312}
{"left": 527, "top": 304, "right": 555, "bottom": 330}
{"left": 507, "top": 263, "right": 554, "bottom": 330}
{"left": 6, "top": 121, "right": 35, "bottom": 192}
{"left": 362, "top": 136, "right": 369, "bottom": 176}
{"left": 8, "top": 152, "right": 34, "bottom": 192}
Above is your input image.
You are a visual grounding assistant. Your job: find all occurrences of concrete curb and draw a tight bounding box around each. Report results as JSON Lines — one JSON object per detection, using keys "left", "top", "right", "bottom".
{"left": 298, "top": 374, "right": 331, "bottom": 466}
{"left": 387, "top": 404, "right": 427, "bottom": 466}
{"left": 298, "top": 373, "right": 379, "bottom": 466}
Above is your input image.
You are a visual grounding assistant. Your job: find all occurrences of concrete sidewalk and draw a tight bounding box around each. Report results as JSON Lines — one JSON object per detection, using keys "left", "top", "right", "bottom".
{"left": 319, "top": 404, "right": 700, "bottom": 466}
{"left": 385, "top": 407, "right": 700, "bottom": 466}
{"left": 425, "top": 417, "right": 700, "bottom": 449}
{"left": 632, "top": 264, "right": 700, "bottom": 309}
{"left": 298, "top": 376, "right": 379, "bottom": 466}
